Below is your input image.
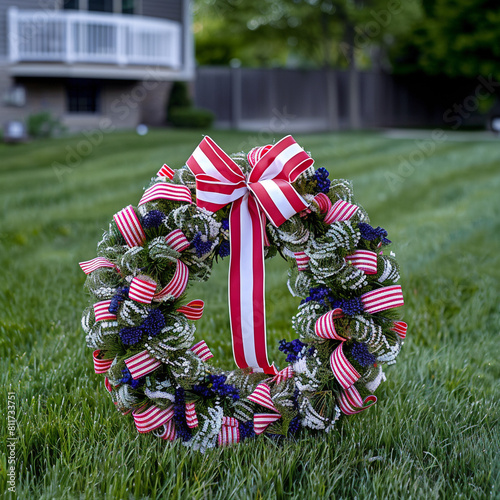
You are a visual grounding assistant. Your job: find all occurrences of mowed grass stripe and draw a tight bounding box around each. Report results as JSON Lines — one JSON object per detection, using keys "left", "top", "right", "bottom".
{"left": 0, "top": 129, "right": 498, "bottom": 499}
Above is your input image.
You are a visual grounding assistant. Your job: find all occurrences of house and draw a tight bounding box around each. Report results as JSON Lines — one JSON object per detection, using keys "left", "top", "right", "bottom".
{"left": 0, "top": 0, "right": 193, "bottom": 133}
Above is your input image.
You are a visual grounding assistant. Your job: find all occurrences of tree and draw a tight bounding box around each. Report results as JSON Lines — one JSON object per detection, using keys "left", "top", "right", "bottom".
{"left": 390, "top": 0, "right": 500, "bottom": 80}
{"left": 193, "top": 0, "right": 421, "bottom": 69}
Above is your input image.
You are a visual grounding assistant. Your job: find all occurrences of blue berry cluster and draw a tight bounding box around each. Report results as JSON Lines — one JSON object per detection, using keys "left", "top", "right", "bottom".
{"left": 239, "top": 421, "right": 256, "bottom": 441}
{"left": 119, "top": 308, "right": 165, "bottom": 346}
{"left": 218, "top": 240, "right": 230, "bottom": 258}
{"left": 302, "top": 286, "right": 334, "bottom": 307}
{"left": 288, "top": 415, "right": 302, "bottom": 435}
{"left": 192, "top": 374, "right": 240, "bottom": 401}
{"left": 191, "top": 231, "right": 213, "bottom": 258}
{"left": 313, "top": 167, "right": 331, "bottom": 194}
{"left": 279, "top": 339, "right": 306, "bottom": 363}
{"left": 358, "top": 222, "right": 391, "bottom": 245}
{"left": 331, "top": 297, "right": 364, "bottom": 316}
{"left": 141, "top": 210, "right": 165, "bottom": 229}
{"left": 173, "top": 387, "right": 192, "bottom": 442}
{"left": 109, "top": 286, "right": 129, "bottom": 314}
{"left": 120, "top": 366, "right": 143, "bottom": 388}
{"left": 351, "top": 342, "right": 376, "bottom": 367}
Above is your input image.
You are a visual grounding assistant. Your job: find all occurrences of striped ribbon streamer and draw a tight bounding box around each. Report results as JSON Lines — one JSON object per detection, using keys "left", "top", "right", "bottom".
{"left": 157, "top": 164, "right": 175, "bottom": 179}
{"left": 270, "top": 366, "right": 294, "bottom": 385}
{"left": 314, "top": 192, "right": 332, "bottom": 213}
{"left": 113, "top": 205, "right": 146, "bottom": 248}
{"left": 187, "top": 135, "right": 314, "bottom": 375}
{"left": 153, "top": 260, "right": 189, "bottom": 301}
{"left": 138, "top": 183, "right": 192, "bottom": 206}
{"left": 128, "top": 276, "right": 157, "bottom": 304}
{"left": 330, "top": 342, "right": 361, "bottom": 390}
{"left": 361, "top": 285, "right": 404, "bottom": 314}
{"left": 218, "top": 416, "right": 240, "bottom": 446}
{"left": 93, "top": 300, "right": 117, "bottom": 322}
{"left": 155, "top": 420, "right": 176, "bottom": 441}
{"left": 345, "top": 250, "right": 378, "bottom": 275}
{"left": 165, "top": 229, "right": 190, "bottom": 252}
{"left": 190, "top": 340, "right": 213, "bottom": 362}
{"left": 185, "top": 402, "right": 199, "bottom": 428}
{"left": 104, "top": 377, "right": 113, "bottom": 393}
{"left": 391, "top": 320, "right": 408, "bottom": 339}
{"left": 315, "top": 310, "right": 349, "bottom": 341}
{"left": 133, "top": 404, "right": 174, "bottom": 433}
{"left": 253, "top": 413, "right": 281, "bottom": 435}
{"left": 93, "top": 350, "right": 114, "bottom": 373}
{"left": 124, "top": 350, "right": 162, "bottom": 379}
{"left": 79, "top": 257, "right": 116, "bottom": 274}
{"left": 339, "top": 386, "right": 377, "bottom": 415}
{"left": 324, "top": 199, "right": 359, "bottom": 224}
{"left": 294, "top": 251, "right": 310, "bottom": 271}
{"left": 176, "top": 300, "right": 205, "bottom": 320}
{"left": 247, "top": 383, "right": 278, "bottom": 412}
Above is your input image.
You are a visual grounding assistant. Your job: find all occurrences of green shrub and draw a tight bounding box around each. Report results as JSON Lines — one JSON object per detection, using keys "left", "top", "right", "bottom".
{"left": 168, "top": 107, "right": 214, "bottom": 128}
{"left": 167, "top": 81, "right": 193, "bottom": 117}
{"left": 26, "top": 111, "right": 65, "bottom": 138}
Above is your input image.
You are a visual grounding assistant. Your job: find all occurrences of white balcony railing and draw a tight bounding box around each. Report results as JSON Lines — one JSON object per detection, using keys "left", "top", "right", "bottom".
{"left": 8, "top": 7, "right": 181, "bottom": 69}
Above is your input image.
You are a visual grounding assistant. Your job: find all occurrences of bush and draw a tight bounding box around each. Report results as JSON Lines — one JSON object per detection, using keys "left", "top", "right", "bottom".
{"left": 168, "top": 107, "right": 214, "bottom": 128}
{"left": 26, "top": 111, "right": 65, "bottom": 138}
{"left": 167, "top": 81, "right": 193, "bottom": 116}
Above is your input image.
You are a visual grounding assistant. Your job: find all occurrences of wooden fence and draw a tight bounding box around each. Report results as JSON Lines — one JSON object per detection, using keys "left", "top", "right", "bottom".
{"left": 194, "top": 66, "right": 460, "bottom": 132}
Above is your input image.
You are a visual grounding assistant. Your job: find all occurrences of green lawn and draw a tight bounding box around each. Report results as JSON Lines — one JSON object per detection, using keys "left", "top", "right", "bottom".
{"left": 0, "top": 129, "right": 499, "bottom": 499}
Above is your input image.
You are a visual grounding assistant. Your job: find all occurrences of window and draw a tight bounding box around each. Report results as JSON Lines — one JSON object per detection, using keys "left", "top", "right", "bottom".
{"left": 122, "top": 0, "right": 135, "bottom": 14}
{"left": 62, "top": 0, "right": 79, "bottom": 9}
{"left": 66, "top": 79, "right": 100, "bottom": 113}
{"left": 88, "top": 0, "right": 113, "bottom": 12}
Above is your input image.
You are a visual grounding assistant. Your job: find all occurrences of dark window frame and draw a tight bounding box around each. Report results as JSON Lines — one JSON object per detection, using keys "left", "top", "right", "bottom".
{"left": 63, "top": 0, "right": 140, "bottom": 14}
{"left": 66, "top": 79, "right": 101, "bottom": 114}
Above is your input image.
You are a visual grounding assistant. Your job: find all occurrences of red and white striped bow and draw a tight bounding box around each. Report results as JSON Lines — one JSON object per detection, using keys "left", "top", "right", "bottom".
{"left": 187, "top": 136, "right": 314, "bottom": 375}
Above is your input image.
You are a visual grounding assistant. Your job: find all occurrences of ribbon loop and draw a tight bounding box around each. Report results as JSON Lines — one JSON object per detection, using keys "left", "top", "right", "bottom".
{"left": 80, "top": 257, "right": 116, "bottom": 274}
{"left": 176, "top": 300, "right": 205, "bottom": 320}
{"left": 125, "top": 349, "right": 161, "bottom": 379}
{"left": 218, "top": 416, "right": 240, "bottom": 446}
{"left": 339, "top": 386, "right": 377, "bottom": 415}
{"left": 190, "top": 340, "right": 213, "bottom": 362}
{"left": 129, "top": 275, "right": 157, "bottom": 304}
{"left": 132, "top": 404, "right": 174, "bottom": 433}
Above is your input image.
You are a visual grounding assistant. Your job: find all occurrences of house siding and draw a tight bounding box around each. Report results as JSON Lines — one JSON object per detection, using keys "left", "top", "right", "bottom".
{"left": 141, "top": 0, "right": 182, "bottom": 23}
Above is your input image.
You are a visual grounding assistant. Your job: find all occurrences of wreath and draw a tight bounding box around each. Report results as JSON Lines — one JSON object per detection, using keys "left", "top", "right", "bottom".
{"left": 80, "top": 135, "right": 407, "bottom": 452}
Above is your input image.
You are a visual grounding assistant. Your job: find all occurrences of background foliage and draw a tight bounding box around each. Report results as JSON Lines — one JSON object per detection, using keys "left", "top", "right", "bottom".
{"left": 194, "top": 0, "right": 500, "bottom": 80}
